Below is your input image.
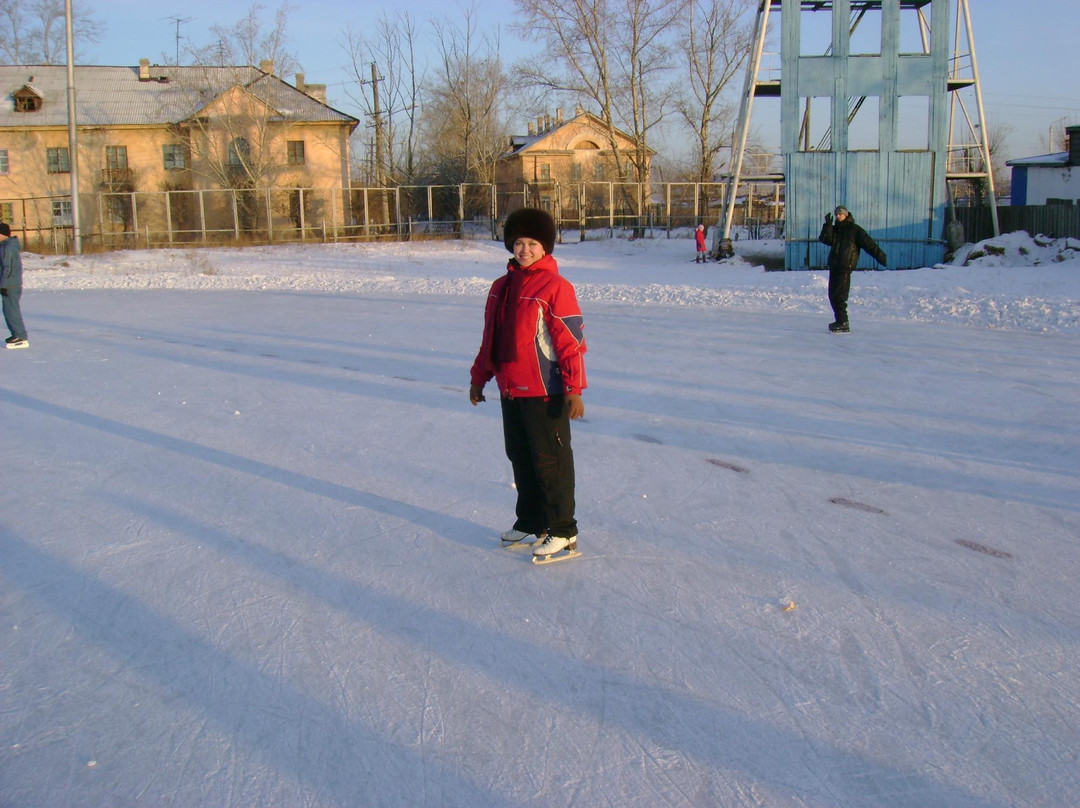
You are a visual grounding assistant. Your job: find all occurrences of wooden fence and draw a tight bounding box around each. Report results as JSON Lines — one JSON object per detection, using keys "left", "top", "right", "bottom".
{"left": 952, "top": 205, "right": 1080, "bottom": 244}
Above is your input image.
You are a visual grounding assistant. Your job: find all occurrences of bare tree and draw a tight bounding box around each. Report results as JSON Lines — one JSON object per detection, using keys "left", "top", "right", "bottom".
{"left": 421, "top": 6, "right": 508, "bottom": 186}
{"left": 1039, "top": 119, "right": 1074, "bottom": 155}
{"left": 676, "top": 0, "right": 753, "bottom": 183}
{"left": 166, "top": 4, "right": 318, "bottom": 230}
{"left": 188, "top": 2, "right": 299, "bottom": 75}
{"left": 512, "top": 0, "right": 685, "bottom": 186}
{"left": 0, "top": 0, "right": 103, "bottom": 63}
{"left": 952, "top": 121, "right": 1012, "bottom": 205}
{"left": 342, "top": 12, "right": 425, "bottom": 185}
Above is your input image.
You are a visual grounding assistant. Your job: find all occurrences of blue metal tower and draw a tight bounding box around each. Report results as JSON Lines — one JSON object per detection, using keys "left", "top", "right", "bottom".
{"left": 720, "top": 0, "right": 997, "bottom": 269}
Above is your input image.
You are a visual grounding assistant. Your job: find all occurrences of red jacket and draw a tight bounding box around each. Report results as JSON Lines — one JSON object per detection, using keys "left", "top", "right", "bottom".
{"left": 695, "top": 229, "right": 707, "bottom": 250}
{"left": 471, "top": 254, "right": 587, "bottom": 398}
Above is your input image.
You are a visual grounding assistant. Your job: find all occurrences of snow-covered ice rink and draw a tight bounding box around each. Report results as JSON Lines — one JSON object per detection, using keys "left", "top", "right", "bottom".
{"left": 3, "top": 234, "right": 1079, "bottom": 806}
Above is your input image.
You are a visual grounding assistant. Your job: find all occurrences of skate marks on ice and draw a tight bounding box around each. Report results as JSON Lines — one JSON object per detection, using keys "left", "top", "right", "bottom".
{"left": 828, "top": 496, "right": 887, "bottom": 515}
{"left": 633, "top": 434, "right": 753, "bottom": 472}
{"left": 955, "top": 539, "right": 1014, "bottom": 560}
{"left": 627, "top": 437, "right": 751, "bottom": 475}
{"left": 828, "top": 497, "right": 1015, "bottom": 559}
{"left": 706, "top": 457, "right": 751, "bottom": 474}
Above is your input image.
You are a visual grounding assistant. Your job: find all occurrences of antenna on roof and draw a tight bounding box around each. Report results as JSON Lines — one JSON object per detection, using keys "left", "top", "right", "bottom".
{"left": 162, "top": 15, "right": 194, "bottom": 64}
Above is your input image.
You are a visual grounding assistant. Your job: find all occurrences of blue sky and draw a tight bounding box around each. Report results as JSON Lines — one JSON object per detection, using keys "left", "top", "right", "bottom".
{"left": 94, "top": 0, "right": 1078, "bottom": 163}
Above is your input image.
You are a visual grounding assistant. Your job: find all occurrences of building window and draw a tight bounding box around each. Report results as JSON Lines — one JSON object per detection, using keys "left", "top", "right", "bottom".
{"left": 593, "top": 162, "right": 605, "bottom": 181}
{"left": 106, "top": 145, "right": 128, "bottom": 169}
{"left": 163, "top": 144, "right": 186, "bottom": 170}
{"left": 287, "top": 140, "right": 305, "bottom": 165}
{"left": 540, "top": 163, "right": 551, "bottom": 181}
{"left": 47, "top": 147, "right": 70, "bottom": 174}
{"left": 570, "top": 163, "right": 582, "bottom": 182}
{"left": 0, "top": 149, "right": 8, "bottom": 174}
{"left": 14, "top": 94, "right": 41, "bottom": 113}
{"left": 52, "top": 199, "right": 72, "bottom": 225}
{"left": 228, "top": 138, "right": 250, "bottom": 167}
{"left": 0, "top": 202, "right": 12, "bottom": 222}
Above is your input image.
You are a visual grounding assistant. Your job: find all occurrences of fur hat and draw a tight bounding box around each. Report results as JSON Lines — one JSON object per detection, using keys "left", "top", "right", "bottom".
{"left": 0, "top": 223, "right": 10, "bottom": 237}
{"left": 503, "top": 208, "right": 556, "bottom": 255}
{"left": 834, "top": 205, "right": 850, "bottom": 218}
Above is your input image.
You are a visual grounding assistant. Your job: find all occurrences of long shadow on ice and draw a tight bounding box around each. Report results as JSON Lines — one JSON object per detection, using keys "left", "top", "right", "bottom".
{"left": 0, "top": 388, "right": 486, "bottom": 542}
{"left": 109, "top": 495, "right": 1009, "bottom": 808}
{"left": 0, "top": 387, "right": 1009, "bottom": 806}
{"left": 0, "top": 530, "right": 518, "bottom": 807}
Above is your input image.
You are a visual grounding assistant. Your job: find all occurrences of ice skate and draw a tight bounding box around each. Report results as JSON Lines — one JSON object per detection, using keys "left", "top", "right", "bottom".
{"left": 531, "top": 534, "right": 581, "bottom": 564}
{"left": 501, "top": 528, "right": 543, "bottom": 547}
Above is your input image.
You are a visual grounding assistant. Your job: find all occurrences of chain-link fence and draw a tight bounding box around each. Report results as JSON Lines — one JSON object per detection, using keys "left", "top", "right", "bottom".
{"left": 2, "top": 181, "right": 785, "bottom": 254}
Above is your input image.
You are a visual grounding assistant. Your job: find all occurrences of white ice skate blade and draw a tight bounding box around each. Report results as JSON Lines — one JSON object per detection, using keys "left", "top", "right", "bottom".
{"left": 531, "top": 549, "right": 582, "bottom": 565}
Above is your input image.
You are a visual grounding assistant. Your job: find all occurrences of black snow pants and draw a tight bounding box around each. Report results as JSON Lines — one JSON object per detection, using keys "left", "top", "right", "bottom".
{"left": 828, "top": 268, "right": 852, "bottom": 323}
{"left": 501, "top": 395, "right": 577, "bottom": 539}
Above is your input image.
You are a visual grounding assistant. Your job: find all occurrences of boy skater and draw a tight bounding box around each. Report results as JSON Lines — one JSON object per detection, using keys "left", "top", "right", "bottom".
{"left": 0, "top": 223, "right": 28, "bottom": 349}
{"left": 469, "top": 208, "right": 587, "bottom": 560}
{"left": 818, "top": 205, "right": 887, "bottom": 332}
{"left": 694, "top": 224, "right": 708, "bottom": 263}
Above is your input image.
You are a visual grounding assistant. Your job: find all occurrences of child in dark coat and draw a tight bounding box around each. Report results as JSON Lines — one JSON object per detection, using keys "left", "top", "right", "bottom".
{"left": 818, "top": 205, "right": 887, "bottom": 332}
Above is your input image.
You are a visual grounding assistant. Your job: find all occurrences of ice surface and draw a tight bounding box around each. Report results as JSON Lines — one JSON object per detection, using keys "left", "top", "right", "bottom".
{"left": 2, "top": 233, "right": 1078, "bottom": 807}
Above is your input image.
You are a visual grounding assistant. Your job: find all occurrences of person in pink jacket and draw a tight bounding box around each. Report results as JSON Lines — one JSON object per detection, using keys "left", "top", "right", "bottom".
{"left": 469, "top": 208, "right": 587, "bottom": 559}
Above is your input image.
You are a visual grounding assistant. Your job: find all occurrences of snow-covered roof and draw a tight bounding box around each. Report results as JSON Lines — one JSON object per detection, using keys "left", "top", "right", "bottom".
{"left": 500, "top": 109, "right": 655, "bottom": 160}
{"left": 1006, "top": 151, "right": 1069, "bottom": 168}
{"left": 0, "top": 64, "right": 357, "bottom": 129}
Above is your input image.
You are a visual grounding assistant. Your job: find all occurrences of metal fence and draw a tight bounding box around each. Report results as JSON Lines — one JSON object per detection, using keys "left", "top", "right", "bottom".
{"left": 3, "top": 181, "right": 785, "bottom": 254}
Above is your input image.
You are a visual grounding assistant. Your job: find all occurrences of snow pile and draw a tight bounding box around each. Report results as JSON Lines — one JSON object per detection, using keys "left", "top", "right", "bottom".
{"left": 949, "top": 231, "right": 1080, "bottom": 267}
{"left": 19, "top": 233, "right": 1080, "bottom": 334}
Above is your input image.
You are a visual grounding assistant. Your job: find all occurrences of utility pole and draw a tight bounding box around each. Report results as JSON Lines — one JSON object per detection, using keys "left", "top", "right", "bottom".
{"left": 64, "top": 0, "right": 81, "bottom": 254}
{"left": 365, "top": 62, "right": 390, "bottom": 228}
{"left": 370, "top": 62, "right": 385, "bottom": 187}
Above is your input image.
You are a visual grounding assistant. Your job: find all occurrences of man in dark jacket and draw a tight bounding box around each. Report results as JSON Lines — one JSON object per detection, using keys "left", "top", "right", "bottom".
{"left": 0, "top": 222, "right": 28, "bottom": 349}
{"left": 818, "top": 205, "right": 887, "bottom": 332}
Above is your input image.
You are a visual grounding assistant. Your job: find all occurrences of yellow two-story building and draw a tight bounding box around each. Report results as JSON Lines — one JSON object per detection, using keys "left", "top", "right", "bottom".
{"left": 0, "top": 59, "right": 358, "bottom": 249}
{"left": 496, "top": 107, "right": 654, "bottom": 226}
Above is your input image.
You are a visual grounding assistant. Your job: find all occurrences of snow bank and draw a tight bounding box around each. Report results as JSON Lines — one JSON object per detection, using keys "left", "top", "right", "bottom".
{"left": 19, "top": 232, "right": 1080, "bottom": 333}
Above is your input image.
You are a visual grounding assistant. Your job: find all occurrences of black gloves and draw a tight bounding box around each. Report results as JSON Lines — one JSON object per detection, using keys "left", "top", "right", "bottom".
{"left": 0, "top": 288, "right": 7, "bottom": 296}
{"left": 824, "top": 212, "right": 833, "bottom": 225}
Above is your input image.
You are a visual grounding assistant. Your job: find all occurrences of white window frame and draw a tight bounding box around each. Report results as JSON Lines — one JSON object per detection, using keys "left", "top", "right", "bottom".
{"left": 47, "top": 147, "right": 70, "bottom": 174}
{"left": 51, "top": 199, "right": 72, "bottom": 226}
{"left": 163, "top": 144, "right": 186, "bottom": 170}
